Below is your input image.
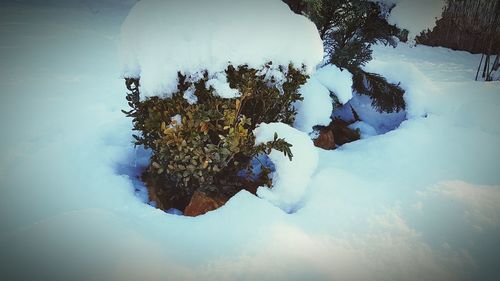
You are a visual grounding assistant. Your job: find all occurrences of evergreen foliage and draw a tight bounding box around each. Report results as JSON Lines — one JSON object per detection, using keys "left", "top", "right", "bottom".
{"left": 351, "top": 69, "right": 406, "bottom": 112}
{"left": 285, "top": 0, "right": 408, "bottom": 113}
{"left": 123, "top": 64, "right": 307, "bottom": 210}
{"left": 302, "top": 0, "right": 405, "bottom": 69}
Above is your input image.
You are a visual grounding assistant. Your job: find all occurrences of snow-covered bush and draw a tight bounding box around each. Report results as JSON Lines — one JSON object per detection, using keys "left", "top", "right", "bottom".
{"left": 124, "top": 65, "right": 308, "bottom": 210}
{"left": 288, "top": 0, "right": 408, "bottom": 114}
{"left": 351, "top": 70, "right": 406, "bottom": 113}
{"left": 304, "top": 0, "right": 405, "bottom": 69}
{"left": 120, "top": 0, "right": 324, "bottom": 212}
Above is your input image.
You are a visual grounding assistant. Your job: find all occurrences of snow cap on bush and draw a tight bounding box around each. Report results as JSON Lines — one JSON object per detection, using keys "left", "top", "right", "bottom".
{"left": 120, "top": 0, "right": 324, "bottom": 98}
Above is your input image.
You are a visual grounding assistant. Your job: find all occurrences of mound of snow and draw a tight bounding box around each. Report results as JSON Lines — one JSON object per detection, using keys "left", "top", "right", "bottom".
{"left": 364, "top": 49, "right": 439, "bottom": 119}
{"left": 314, "top": 64, "right": 353, "bottom": 104}
{"left": 294, "top": 64, "right": 353, "bottom": 134}
{"left": 294, "top": 77, "right": 333, "bottom": 133}
{"left": 375, "top": 0, "right": 445, "bottom": 40}
{"left": 253, "top": 123, "right": 318, "bottom": 213}
{"left": 120, "top": 0, "right": 323, "bottom": 98}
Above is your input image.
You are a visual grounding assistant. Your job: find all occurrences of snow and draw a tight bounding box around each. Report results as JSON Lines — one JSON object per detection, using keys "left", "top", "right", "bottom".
{"left": 182, "top": 86, "right": 198, "bottom": 105}
{"left": 348, "top": 121, "right": 377, "bottom": 138}
{"left": 294, "top": 76, "right": 333, "bottom": 133}
{"left": 294, "top": 64, "right": 352, "bottom": 134}
{"left": 364, "top": 50, "right": 438, "bottom": 119}
{"left": 120, "top": 0, "right": 323, "bottom": 98}
{"left": 205, "top": 72, "right": 240, "bottom": 99}
{"left": 375, "top": 0, "right": 446, "bottom": 40}
{"left": 1, "top": 1, "right": 500, "bottom": 281}
{"left": 333, "top": 93, "right": 407, "bottom": 134}
{"left": 424, "top": 181, "right": 500, "bottom": 230}
{"left": 169, "top": 114, "right": 182, "bottom": 128}
{"left": 314, "top": 64, "right": 353, "bottom": 104}
{"left": 254, "top": 123, "right": 318, "bottom": 213}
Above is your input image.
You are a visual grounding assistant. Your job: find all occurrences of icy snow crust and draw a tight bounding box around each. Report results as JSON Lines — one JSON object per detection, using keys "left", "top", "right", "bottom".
{"left": 2, "top": 2, "right": 500, "bottom": 281}
{"left": 120, "top": 0, "right": 323, "bottom": 98}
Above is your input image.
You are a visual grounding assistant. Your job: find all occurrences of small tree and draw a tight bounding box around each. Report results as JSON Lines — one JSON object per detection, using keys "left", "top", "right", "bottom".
{"left": 285, "top": 0, "right": 407, "bottom": 113}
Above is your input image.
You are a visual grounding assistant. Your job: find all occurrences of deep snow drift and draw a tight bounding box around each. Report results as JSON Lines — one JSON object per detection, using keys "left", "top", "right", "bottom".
{"left": 1, "top": 1, "right": 499, "bottom": 281}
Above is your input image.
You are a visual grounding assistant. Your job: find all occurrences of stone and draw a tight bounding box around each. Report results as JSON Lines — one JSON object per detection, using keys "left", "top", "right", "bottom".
{"left": 184, "top": 191, "right": 228, "bottom": 217}
{"left": 331, "top": 119, "right": 360, "bottom": 146}
{"left": 313, "top": 128, "right": 336, "bottom": 150}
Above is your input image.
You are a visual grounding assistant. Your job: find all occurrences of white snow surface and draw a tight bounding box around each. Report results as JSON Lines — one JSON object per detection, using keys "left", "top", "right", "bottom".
{"left": 294, "top": 76, "right": 333, "bottom": 133}
{"left": 348, "top": 121, "right": 377, "bottom": 139}
{"left": 375, "top": 0, "right": 445, "bottom": 40}
{"left": 254, "top": 123, "right": 318, "bottom": 213}
{"left": 1, "top": 2, "right": 500, "bottom": 281}
{"left": 294, "top": 64, "right": 352, "bottom": 134}
{"left": 205, "top": 72, "right": 240, "bottom": 99}
{"left": 120, "top": 0, "right": 323, "bottom": 98}
{"left": 314, "top": 64, "right": 353, "bottom": 104}
{"left": 364, "top": 46, "right": 438, "bottom": 119}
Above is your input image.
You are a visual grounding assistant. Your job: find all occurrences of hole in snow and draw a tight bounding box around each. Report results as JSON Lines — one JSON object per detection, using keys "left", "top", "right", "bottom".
{"left": 332, "top": 93, "right": 407, "bottom": 141}
{"left": 116, "top": 144, "right": 278, "bottom": 217}
{"left": 114, "top": 146, "right": 152, "bottom": 205}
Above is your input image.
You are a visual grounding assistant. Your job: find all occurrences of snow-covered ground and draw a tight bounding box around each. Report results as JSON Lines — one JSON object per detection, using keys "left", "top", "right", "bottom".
{"left": 1, "top": 1, "right": 499, "bottom": 281}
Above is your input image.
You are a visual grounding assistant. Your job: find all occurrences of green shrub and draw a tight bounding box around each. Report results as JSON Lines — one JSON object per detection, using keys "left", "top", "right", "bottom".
{"left": 124, "top": 63, "right": 308, "bottom": 210}
{"left": 351, "top": 69, "right": 406, "bottom": 113}
{"left": 285, "top": 0, "right": 407, "bottom": 113}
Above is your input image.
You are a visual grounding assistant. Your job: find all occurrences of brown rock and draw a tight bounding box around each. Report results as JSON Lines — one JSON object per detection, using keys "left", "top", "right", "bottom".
{"left": 331, "top": 119, "right": 360, "bottom": 146}
{"left": 184, "top": 191, "right": 228, "bottom": 217}
{"left": 313, "top": 128, "right": 336, "bottom": 150}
